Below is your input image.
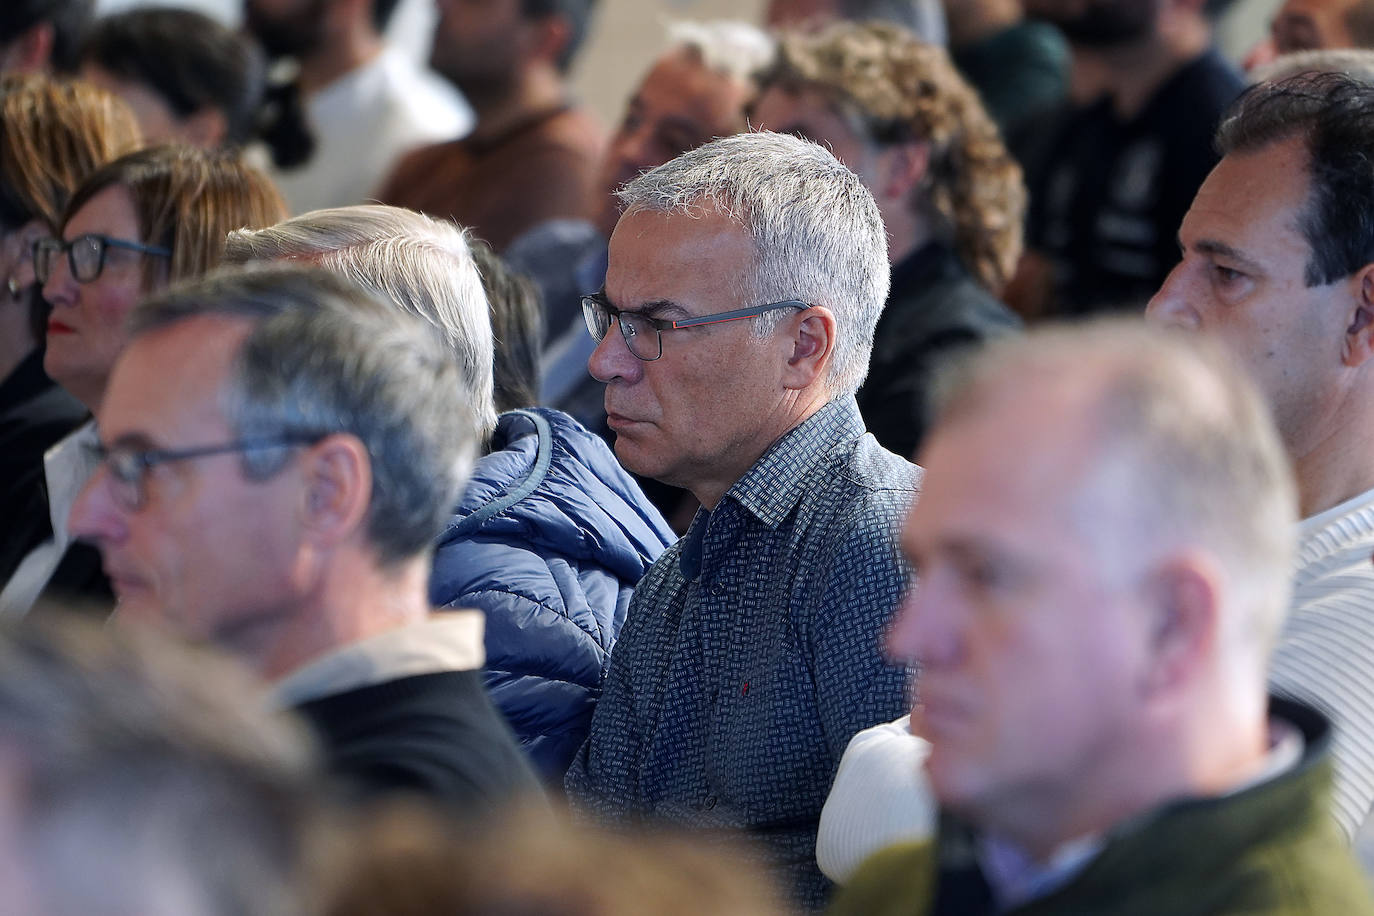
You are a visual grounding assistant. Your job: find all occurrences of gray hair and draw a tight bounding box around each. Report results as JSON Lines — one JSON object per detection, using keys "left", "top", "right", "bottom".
{"left": 223, "top": 205, "right": 497, "bottom": 441}
{"left": 666, "top": 19, "right": 776, "bottom": 86}
{"left": 133, "top": 264, "right": 479, "bottom": 567}
{"left": 933, "top": 320, "right": 1298, "bottom": 661}
{"left": 618, "top": 131, "right": 889, "bottom": 396}
{"left": 0, "top": 615, "right": 321, "bottom": 916}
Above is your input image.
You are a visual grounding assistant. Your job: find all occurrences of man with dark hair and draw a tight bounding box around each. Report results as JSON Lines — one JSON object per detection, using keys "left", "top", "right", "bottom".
{"left": 0, "top": 0, "right": 92, "bottom": 74}
{"left": 377, "top": 0, "right": 604, "bottom": 251}
{"left": 68, "top": 265, "right": 541, "bottom": 810}
{"left": 1008, "top": 0, "right": 1243, "bottom": 317}
{"left": 242, "top": 0, "right": 473, "bottom": 213}
{"left": 1149, "top": 72, "right": 1374, "bottom": 845}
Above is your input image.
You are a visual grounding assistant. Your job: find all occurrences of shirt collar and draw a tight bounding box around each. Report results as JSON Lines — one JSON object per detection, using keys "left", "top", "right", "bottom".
{"left": 45, "top": 420, "right": 100, "bottom": 545}
{"left": 270, "top": 611, "right": 485, "bottom": 709}
{"left": 725, "top": 396, "right": 866, "bottom": 530}
{"left": 976, "top": 715, "right": 1305, "bottom": 911}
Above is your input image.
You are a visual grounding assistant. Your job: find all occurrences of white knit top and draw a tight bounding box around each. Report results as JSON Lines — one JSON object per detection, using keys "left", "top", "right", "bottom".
{"left": 1272, "top": 484, "right": 1374, "bottom": 841}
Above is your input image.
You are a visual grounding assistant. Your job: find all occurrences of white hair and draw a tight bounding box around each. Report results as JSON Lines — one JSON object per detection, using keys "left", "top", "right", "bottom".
{"left": 618, "top": 131, "right": 890, "bottom": 396}
{"left": 224, "top": 205, "right": 497, "bottom": 441}
{"left": 665, "top": 19, "right": 776, "bottom": 85}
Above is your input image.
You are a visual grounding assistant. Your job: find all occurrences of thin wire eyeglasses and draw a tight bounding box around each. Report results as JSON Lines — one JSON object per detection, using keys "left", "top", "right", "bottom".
{"left": 89, "top": 435, "right": 326, "bottom": 511}
{"left": 581, "top": 294, "right": 808, "bottom": 361}
{"left": 33, "top": 234, "right": 172, "bottom": 285}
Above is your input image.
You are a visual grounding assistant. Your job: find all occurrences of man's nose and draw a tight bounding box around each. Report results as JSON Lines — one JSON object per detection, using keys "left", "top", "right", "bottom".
{"left": 588, "top": 318, "right": 644, "bottom": 384}
{"left": 1145, "top": 263, "right": 1201, "bottom": 330}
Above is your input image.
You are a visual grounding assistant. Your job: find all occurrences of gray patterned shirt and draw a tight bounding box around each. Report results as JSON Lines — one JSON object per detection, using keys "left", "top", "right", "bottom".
{"left": 566, "top": 396, "right": 921, "bottom": 910}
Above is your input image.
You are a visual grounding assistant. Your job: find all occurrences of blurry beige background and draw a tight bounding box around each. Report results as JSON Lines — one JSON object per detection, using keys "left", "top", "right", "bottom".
{"left": 94, "top": 0, "right": 770, "bottom": 129}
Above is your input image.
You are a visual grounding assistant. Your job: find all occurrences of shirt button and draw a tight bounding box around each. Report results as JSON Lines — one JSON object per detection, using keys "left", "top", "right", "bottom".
{"left": 710, "top": 582, "right": 725, "bottom": 596}
{"left": 703, "top": 795, "right": 717, "bottom": 810}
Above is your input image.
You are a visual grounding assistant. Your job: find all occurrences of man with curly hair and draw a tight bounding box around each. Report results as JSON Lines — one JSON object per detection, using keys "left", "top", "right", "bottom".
{"left": 753, "top": 21, "right": 1025, "bottom": 457}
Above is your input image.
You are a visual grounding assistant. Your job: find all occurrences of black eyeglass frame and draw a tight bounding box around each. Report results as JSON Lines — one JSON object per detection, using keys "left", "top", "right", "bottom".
{"left": 581, "top": 294, "right": 808, "bottom": 361}
{"left": 33, "top": 234, "right": 172, "bottom": 285}
{"left": 89, "top": 434, "right": 326, "bottom": 511}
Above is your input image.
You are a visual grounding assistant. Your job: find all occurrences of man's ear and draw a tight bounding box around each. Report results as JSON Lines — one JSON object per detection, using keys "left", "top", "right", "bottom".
{"left": 1138, "top": 554, "right": 1221, "bottom": 700}
{"left": 879, "top": 139, "right": 931, "bottom": 204}
{"left": 781, "top": 306, "right": 837, "bottom": 391}
{"left": 1341, "top": 263, "right": 1374, "bottom": 368}
{"left": 299, "top": 434, "right": 372, "bottom": 548}
{"left": 526, "top": 14, "right": 572, "bottom": 68}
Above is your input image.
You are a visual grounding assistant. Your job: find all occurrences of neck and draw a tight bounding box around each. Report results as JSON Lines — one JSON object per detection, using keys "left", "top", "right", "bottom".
{"left": 1068, "top": 19, "right": 1209, "bottom": 117}
{"left": 690, "top": 388, "right": 833, "bottom": 511}
{"left": 888, "top": 216, "right": 933, "bottom": 268}
{"left": 983, "top": 699, "right": 1268, "bottom": 863}
{"left": 1296, "top": 448, "right": 1374, "bottom": 520}
{"left": 255, "top": 553, "right": 433, "bottom": 682}
{"left": 298, "top": 26, "right": 384, "bottom": 95}
{"left": 946, "top": 0, "right": 1022, "bottom": 48}
{"left": 469, "top": 65, "right": 566, "bottom": 141}
{"left": 0, "top": 297, "right": 35, "bottom": 383}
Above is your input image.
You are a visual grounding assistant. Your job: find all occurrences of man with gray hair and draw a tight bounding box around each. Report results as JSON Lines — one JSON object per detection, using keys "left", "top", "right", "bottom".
{"left": 832, "top": 321, "right": 1373, "bottom": 915}
{"left": 67, "top": 264, "right": 541, "bottom": 810}
{"left": 225, "top": 205, "right": 675, "bottom": 782}
{"left": 506, "top": 20, "right": 776, "bottom": 438}
{"left": 0, "top": 616, "right": 323, "bottom": 916}
{"left": 565, "top": 131, "right": 920, "bottom": 909}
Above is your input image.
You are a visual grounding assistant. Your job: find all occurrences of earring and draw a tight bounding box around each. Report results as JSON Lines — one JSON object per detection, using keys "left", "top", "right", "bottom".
{"left": 5, "top": 277, "right": 17, "bottom": 297}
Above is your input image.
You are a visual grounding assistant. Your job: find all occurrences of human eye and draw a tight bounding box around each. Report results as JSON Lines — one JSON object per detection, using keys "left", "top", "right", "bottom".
{"left": 620, "top": 313, "right": 646, "bottom": 339}
{"left": 1209, "top": 261, "right": 1250, "bottom": 296}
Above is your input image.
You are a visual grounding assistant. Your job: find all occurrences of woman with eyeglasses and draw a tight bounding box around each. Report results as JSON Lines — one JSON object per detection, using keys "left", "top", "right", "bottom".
{"left": 0, "top": 74, "right": 141, "bottom": 591}
{"left": 0, "top": 145, "right": 286, "bottom": 617}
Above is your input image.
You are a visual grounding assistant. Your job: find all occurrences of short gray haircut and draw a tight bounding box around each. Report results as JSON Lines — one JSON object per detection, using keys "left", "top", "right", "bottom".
{"left": 618, "top": 131, "right": 889, "bottom": 396}
{"left": 666, "top": 19, "right": 776, "bottom": 86}
{"left": 0, "top": 615, "right": 321, "bottom": 916}
{"left": 223, "top": 205, "right": 497, "bottom": 441}
{"left": 933, "top": 320, "right": 1298, "bottom": 661}
{"left": 132, "top": 264, "right": 479, "bottom": 567}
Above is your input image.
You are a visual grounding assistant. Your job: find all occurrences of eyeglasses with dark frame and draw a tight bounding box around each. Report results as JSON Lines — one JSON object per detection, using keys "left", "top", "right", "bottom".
{"left": 33, "top": 234, "right": 172, "bottom": 285}
{"left": 88, "top": 434, "right": 326, "bottom": 511}
{"left": 581, "top": 294, "right": 808, "bottom": 361}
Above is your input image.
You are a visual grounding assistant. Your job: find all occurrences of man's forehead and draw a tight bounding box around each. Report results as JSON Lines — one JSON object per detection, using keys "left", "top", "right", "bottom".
{"left": 641, "top": 49, "right": 751, "bottom": 131}
{"left": 606, "top": 207, "right": 752, "bottom": 295}
{"left": 101, "top": 316, "right": 251, "bottom": 436}
{"left": 919, "top": 382, "right": 1102, "bottom": 509}
{"left": 1184, "top": 141, "right": 1312, "bottom": 248}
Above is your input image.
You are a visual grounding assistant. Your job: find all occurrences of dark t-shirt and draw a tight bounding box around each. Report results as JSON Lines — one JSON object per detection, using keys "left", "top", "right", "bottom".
{"left": 1024, "top": 48, "right": 1243, "bottom": 316}
{"left": 953, "top": 20, "right": 1069, "bottom": 156}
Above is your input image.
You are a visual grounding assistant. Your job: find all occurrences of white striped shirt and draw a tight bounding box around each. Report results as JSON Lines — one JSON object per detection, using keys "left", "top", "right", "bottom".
{"left": 1271, "top": 485, "right": 1374, "bottom": 840}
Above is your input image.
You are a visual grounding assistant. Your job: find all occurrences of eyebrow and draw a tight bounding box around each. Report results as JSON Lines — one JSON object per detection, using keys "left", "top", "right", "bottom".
{"left": 1182, "top": 237, "right": 1265, "bottom": 273}
{"left": 594, "top": 289, "right": 692, "bottom": 321}
{"left": 106, "top": 432, "right": 161, "bottom": 452}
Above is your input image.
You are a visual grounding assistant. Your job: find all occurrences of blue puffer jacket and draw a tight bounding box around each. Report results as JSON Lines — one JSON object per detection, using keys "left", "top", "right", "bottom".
{"left": 429, "top": 408, "right": 676, "bottom": 782}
